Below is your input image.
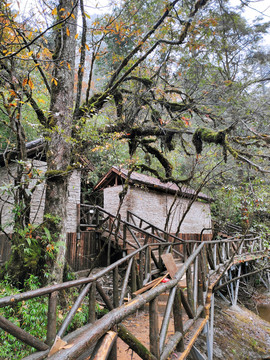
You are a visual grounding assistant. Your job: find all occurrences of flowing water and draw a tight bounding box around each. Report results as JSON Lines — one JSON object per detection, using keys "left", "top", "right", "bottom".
{"left": 257, "top": 303, "right": 270, "bottom": 323}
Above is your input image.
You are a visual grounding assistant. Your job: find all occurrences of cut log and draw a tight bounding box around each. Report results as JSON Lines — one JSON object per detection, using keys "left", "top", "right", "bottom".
{"left": 132, "top": 277, "right": 162, "bottom": 296}
{"left": 118, "top": 324, "right": 157, "bottom": 360}
{"left": 89, "top": 331, "right": 117, "bottom": 360}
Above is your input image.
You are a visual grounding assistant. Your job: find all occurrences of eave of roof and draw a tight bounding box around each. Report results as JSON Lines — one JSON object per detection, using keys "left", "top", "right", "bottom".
{"left": 0, "top": 138, "right": 46, "bottom": 167}
{"left": 94, "top": 166, "right": 213, "bottom": 202}
{"left": 0, "top": 139, "right": 95, "bottom": 171}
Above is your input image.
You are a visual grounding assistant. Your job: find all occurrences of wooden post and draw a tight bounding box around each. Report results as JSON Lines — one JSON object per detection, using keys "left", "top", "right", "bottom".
{"left": 148, "top": 246, "right": 151, "bottom": 281}
{"left": 76, "top": 203, "right": 80, "bottom": 231}
{"left": 120, "top": 258, "right": 133, "bottom": 305}
{"left": 173, "top": 287, "right": 184, "bottom": 352}
{"left": 88, "top": 281, "right": 96, "bottom": 324}
{"left": 96, "top": 281, "right": 113, "bottom": 310}
{"left": 149, "top": 297, "right": 160, "bottom": 358}
{"left": 107, "top": 239, "right": 111, "bottom": 266}
{"left": 139, "top": 250, "right": 144, "bottom": 287}
{"left": 46, "top": 291, "right": 58, "bottom": 346}
{"left": 123, "top": 223, "right": 127, "bottom": 249}
{"left": 180, "top": 289, "right": 194, "bottom": 319}
{"left": 186, "top": 264, "right": 194, "bottom": 313}
{"left": 113, "top": 266, "right": 119, "bottom": 308}
{"left": 131, "top": 257, "right": 137, "bottom": 296}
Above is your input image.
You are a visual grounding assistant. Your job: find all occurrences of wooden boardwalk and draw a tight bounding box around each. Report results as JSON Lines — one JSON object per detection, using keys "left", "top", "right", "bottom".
{"left": 0, "top": 206, "right": 269, "bottom": 360}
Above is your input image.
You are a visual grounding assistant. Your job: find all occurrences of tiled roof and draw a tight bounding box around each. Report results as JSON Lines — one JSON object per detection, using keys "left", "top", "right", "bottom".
{"left": 94, "top": 166, "right": 212, "bottom": 202}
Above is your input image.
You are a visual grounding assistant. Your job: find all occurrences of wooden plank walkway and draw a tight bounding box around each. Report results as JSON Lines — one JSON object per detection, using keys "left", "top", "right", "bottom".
{"left": 0, "top": 206, "right": 269, "bottom": 360}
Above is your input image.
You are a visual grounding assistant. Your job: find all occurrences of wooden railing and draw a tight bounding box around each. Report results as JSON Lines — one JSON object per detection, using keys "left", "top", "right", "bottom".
{"left": 0, "top": 240, "right": 182, "bottom": 357}
{"left": 127, "top": 210, "right": 185, "bottom": 242}
{"left": 0, "top": 227, "right": 268, "bottom": 359}
{"left": 80, "top": 205, "right": 185, "bottom": 264}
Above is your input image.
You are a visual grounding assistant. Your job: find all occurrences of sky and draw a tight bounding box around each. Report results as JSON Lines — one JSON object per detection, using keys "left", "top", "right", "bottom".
{"left": 12, "top": 0, "right": 270, "bottom": 45}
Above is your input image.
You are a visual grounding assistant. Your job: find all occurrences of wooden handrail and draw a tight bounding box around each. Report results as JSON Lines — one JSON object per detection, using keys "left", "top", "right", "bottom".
{"left": 0, "top": 206, "right": 268, "bottom": 359}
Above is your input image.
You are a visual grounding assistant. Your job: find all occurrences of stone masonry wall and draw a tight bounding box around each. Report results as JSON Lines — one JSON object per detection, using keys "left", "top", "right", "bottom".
{"left": 104, "top": 185, "right": 212, "bottom": 234}
{"left": 66, "top": 169, "right": 81, "bottom": 233}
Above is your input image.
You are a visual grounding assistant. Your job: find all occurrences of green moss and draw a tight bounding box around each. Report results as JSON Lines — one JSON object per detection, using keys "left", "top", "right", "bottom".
{"left": 192, "top": 127, "right": 239, "bottom": 162}
{"left": 45, "top": 169, "right": 68, "bottom": 179}
{"left": 127, "top": 76, "right": 153, "bottom": 87}
{"left": 192, "top": 128, "right": 226, "bottom": 154}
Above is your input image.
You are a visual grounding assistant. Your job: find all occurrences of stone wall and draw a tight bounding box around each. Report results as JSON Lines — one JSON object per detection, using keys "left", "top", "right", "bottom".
{"left": 66, "top": 170, "right": 81, "bottom": 233}
{"left": 104, "top": 184, "right": 212, "bottom": 234}
{"left": 0, "top": 161, "right": 80, "bottom": 233}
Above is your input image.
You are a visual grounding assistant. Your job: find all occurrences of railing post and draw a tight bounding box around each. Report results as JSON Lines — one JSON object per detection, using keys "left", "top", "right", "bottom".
{"left": 76, "top": 203, "right": 80, "bottom": 231}
{"left": 131, "top": 257, "right": 137, "bottom": 295}
{"left": 113, "top": 266, "right": 119, "bottom": 308}
{"left": 173, "top": 287, "right": 184, "bottom": 352}
{"left": 193, "top": 256, "right": 198, "bottom": 310}
{"left": 139, "top": 250, "right": 144, "bottom": 288}
{"left": 88, "top": 281, "right": 96, "bottom": 323}
{"left": 213, "top": 244, "right": 217, "bottom": 268}
{"left": 186, "top": 263, "right": 194, "bottom": 313}
{"left": 149, "top": 297, "right": 160, "bottom": 358}
{"left": 123, "top": 223, "right": 127, "bottom": 249}
{"left": 46, "top": 291, "right": 58, "bottom": 346}
{"left": 95, "top": 207, "right": 99, "bottom": 225}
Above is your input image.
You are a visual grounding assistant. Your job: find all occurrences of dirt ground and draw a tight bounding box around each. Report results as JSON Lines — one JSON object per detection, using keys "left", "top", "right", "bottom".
{"left": 117, "top": 308, "right": 176, "bottom": 360}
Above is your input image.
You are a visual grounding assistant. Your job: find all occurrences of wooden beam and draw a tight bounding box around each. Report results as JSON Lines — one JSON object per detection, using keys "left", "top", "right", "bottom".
{"left": 90, "top": 331, "right": 117, "bottom": 360}
{"left": 0, "top": 315, "right": 49, "bottom": 351}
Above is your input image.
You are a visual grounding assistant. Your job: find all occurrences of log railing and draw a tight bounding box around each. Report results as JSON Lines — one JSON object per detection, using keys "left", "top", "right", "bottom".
{"left": 0, "top": 228, "right": 268, "bottom": 360}
{"left": 80, "top": 205, "right": 185, "bottom": 261}
{"left": 0, "top": 241, "right": 182, "bottom": 357}
{"left": 127, "top": 210, "right": 185, "bottom": 243}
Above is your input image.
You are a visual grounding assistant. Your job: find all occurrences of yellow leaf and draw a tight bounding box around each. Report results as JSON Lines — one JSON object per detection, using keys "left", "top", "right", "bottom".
{"left": 28, "top": 51, "right": 33, "bottom": 57}
{"left": 38, "top": 98, "right": 45, "bottom": 103}
{"left": 66, "top": 27, "right": 70, "bottom": 36}
{"left": 52, "top": 8, "right": 57, "bottom": 15}
{"left": 84, "top": 12, "right": 90, "bottom": 19}
{"left": 67, "top": 62, "right": 71, "bottom": 70}
{"left": 85, "top": 44, "right": 89, "bottom": 51}
{"left": 59, "top": 8, "right": 65, "bottom": 12}
{"left": 9, "top": 90, "right": 17, "bottom": 97}
{"left": 51, "top": 78, "right": 58, "bottom": 86}
{"left": 22, "top": 78, "right": 28, "bottom": 87}
{"left": 28, "top": 78, "right": 34, "bottom": 90}
{"left": 75, "top": 33, "right": 78, "bottom": 39}
{"left": 71, "top": 13, "right": 75, "bottom": 19}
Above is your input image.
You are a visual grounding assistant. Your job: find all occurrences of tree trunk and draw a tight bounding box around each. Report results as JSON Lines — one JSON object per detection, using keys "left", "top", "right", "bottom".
{"left": 44, "top": 0, "right": 78, "bottom": 284}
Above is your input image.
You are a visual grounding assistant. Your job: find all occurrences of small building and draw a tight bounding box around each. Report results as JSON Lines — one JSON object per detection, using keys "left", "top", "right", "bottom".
{"left": 0, "top": 139, "right": 81, "bottom": 234}
{"left": 94, "top": 166, "right": 213, "bottom": 240}
{"left": 0, "top": 139, "right": 94, "bottom": 270}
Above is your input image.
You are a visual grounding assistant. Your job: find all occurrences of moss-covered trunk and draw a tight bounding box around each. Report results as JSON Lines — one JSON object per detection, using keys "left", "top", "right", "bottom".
{"left": 44, "top": 0, "right": 78, "bottom": 284}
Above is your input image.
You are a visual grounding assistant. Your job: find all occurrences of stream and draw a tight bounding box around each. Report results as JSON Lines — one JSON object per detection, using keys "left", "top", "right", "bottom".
{"left": 258, "top": 303, "right": 270, "bottom": 323}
